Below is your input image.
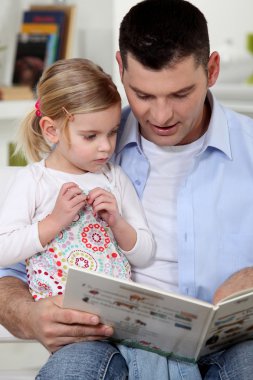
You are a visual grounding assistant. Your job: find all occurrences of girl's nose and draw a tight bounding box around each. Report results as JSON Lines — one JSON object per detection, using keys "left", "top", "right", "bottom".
{"left": 98, "top": 138, "right": 111, "bottom": 152}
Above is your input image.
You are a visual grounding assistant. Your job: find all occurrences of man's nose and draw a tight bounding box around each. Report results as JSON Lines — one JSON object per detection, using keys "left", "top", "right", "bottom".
{"left": 150, "top": 100, "right": 173, "bottom": 126}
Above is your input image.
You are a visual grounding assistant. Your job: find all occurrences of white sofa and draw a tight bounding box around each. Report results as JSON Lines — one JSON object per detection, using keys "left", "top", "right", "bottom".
{"left": 0, "top": 167, "right": 49, "bottom": 378}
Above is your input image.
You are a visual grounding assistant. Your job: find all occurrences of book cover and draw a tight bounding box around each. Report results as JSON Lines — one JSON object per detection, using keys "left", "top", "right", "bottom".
{"left": 30, "top": 5, "right": 76, "bottom": 59}
{"left": 12, "top": 33, "right": 50, "bottom": 90}
{"left": 63, "top": 267, "right": 253, "bottom": 362}
{"left": 23, "top": 10, "right": 66, "bottom": 60}
{"left": 21, "top": 23, "right": 58, "bottom": 35}
{"left": 21, "top": 23, "right": 59, "bottom": 65}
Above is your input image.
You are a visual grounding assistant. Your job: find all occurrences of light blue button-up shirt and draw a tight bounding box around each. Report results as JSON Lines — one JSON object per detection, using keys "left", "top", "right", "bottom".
{"left": 1, "top": 92, "right": 253, "bottom": 303}
{"left": 113, "top": 91, "right": 253, "bottom": 302}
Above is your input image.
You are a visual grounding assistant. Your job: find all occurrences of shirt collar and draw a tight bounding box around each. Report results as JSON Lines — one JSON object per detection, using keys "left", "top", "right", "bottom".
{"left": 202, "top": 91, "right": 232, "bottom": 159}
{"left": 116, "top": 110, "right": 141, "bottom": 154}
{"left": 117, "top": 91, "right": 232, "bottom": 160}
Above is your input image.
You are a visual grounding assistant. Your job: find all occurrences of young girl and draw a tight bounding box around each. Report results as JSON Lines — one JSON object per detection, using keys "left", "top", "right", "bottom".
{"left": 0, "top": 58, "right": 155, "bottom": 300}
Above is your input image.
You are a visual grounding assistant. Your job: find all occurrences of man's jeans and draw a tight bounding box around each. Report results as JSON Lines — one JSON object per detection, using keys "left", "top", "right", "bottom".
{"left": 36, "top": 341, "right": 128, "bottom": 380}
{"left": 36, "top": 339, "right": 253, "bottom": 379}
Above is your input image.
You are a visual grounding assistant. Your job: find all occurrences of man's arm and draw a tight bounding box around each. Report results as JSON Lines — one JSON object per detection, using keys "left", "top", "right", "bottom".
{"left": 213, "top": 267, "right": 253, "bottom": 304}
{"left": 0, "top": 277, "right": 113, "bottom": 352}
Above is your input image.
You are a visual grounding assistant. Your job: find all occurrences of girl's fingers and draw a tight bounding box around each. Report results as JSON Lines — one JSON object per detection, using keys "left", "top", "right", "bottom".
{"left": 64, "top": 186, "right": 83, "bottom": 201}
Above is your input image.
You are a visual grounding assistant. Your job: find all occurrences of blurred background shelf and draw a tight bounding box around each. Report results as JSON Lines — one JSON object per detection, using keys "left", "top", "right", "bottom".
{"left": 0, "top": 99, "right": 34, "bottom": 120}
{"left": 212, "top": 83, "right": 253, "bottom": 118}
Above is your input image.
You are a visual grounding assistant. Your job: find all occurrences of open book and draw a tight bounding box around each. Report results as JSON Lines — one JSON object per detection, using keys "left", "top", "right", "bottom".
{"left": 63, "top": 267, "right": 253, "bottom": 363}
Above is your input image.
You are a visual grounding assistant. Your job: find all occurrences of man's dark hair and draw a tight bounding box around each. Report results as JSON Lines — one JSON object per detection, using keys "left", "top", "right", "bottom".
{"left": 119, "top": 0, "right": 210, "bottom": 70}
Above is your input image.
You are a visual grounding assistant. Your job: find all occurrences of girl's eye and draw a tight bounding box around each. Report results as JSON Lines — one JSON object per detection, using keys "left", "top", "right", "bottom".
{"left": 109, "top": 129, "right": 118, "bottom": 137}
{"left": 85, "top": 134, "right": 96, "bottom": 140}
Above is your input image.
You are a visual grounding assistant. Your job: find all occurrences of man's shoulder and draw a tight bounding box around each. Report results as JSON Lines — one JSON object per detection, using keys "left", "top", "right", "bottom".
{"left": 225, "top": 106, "right": 253, "bottom": 139}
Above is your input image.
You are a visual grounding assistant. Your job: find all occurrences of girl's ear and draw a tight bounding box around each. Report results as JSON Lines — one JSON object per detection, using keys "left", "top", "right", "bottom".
{"left": 39, "top": 117, "right": 59, "bottom": 144}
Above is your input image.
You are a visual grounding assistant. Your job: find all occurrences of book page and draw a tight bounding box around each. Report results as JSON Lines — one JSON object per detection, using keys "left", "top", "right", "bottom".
{"left": 200, "top": 289, "right": 253, "bottom": 357}
{"left": 63, "top": 267, "right": 214, "bottom": 362}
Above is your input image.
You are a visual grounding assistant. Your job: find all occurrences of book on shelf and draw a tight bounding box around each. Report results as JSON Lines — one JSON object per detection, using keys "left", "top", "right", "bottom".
{"left": 63, "top": 267, "right": 253, "bottom": 363}
{"left": 30, "top": 4, "right": 76, "bottom": 59}
{"left": 21, "top": 23, "right": 59, "bottom": 65}
{"left": 12, "top": 33, "right": 52, "bottom": 90}
{"left": 11, "top": 5, "right": 76, "bottom": 93}
{"left": 22, "top": 9, "right": 66, "bottom": 60}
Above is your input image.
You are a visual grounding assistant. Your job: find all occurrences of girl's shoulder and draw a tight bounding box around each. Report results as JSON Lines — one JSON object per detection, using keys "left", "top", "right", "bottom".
{"left": 105, "top": 162, "right": 133, "bottom": 188}
{"left": 103, "top": 162, "right": 127, "bottom": 180}
{"left": 14, "top": 160, "right": 45, "bottom": 184}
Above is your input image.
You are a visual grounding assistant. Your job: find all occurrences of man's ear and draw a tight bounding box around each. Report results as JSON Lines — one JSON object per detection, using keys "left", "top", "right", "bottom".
{"left": 39, "top": 117, "right": 59, "bottom": 144}
{"left": 116, "top": 51, "right": 124, "bottom": 80}
{"left": 207, "top": 51, "right": 220, "bottom": 88}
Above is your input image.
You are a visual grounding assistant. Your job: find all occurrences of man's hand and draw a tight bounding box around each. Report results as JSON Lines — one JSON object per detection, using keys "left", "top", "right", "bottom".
{"left": 213, "top": 267, "right": 253, "bottom": 304}
{"left": 27, "top": 295, "right": 113, "bottom": 352}
{"left": 0, "top": 277, "right": 113, "bottom": 353}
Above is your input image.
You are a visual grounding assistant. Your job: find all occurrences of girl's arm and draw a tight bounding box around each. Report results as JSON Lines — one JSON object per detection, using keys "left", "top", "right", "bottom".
{"left": 0, "top": 170, "right": 86, "bottom": 266}
{"left": 115, "top": 167, "right": 156, "bottom": 267}
{"left": 0, "top": 168, "right": 43, "bottom": 266}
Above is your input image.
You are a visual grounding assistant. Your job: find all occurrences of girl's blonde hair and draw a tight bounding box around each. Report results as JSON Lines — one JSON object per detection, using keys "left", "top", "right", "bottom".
{"left": 16, "top": 58, "right": 121, "bottom": 162}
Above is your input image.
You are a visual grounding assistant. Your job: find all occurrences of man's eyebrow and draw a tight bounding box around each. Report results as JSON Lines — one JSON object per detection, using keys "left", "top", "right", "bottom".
{"left": 172, "top": 84, "right": 196, "bottom": 94}
{"left": 129, "top": 84, "right": 150, "bottom": 95}
{"left": 129, "top": 83, "right": 196, "bottom": 96}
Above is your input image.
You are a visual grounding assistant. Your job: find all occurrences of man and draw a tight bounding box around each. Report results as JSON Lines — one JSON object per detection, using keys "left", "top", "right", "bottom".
{"left": 1, "top": 0, "right": 253, "bottom": 379}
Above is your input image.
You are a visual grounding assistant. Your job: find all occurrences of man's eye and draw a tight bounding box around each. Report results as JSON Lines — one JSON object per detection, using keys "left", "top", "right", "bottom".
{"left": 136, "top": 93, "right": 150, "bottom": 101}
{"left": 174, "top": 93, "right": 189, "bottom": 99}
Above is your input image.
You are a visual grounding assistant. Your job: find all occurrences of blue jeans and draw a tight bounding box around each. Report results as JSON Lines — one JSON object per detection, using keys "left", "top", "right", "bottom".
{"left": 198, "top": 340, "right": 253, "bottom": 380}
{"left": 35, "top": 341, "right": 128, "bottom": 380}
{"left": 118, "top": 344, "right": 200, "bottom": 380}
{"left": 36, "top": 339, "right": 253, "bottom": 379}
{"left": 171, "top": 340, "right": 253, "bottom": 380}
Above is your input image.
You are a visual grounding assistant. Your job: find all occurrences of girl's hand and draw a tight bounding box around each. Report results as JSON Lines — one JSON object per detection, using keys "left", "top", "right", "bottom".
{"left": 88, "top": 187, "right": 137, "bottom": 252}
{"left": 50, "top": 182, "right": 87, "bottom": 230}
{"left": 38, "top": 182, "right": 87, "bottom": 246}
{"left": 87, "top": 187, "right": 121, "bottom": 227}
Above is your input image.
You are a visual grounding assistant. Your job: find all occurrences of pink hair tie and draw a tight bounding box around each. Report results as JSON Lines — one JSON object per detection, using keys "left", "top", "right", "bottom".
{"left": 35, "top": 99, "right": 42, "bottom": 117}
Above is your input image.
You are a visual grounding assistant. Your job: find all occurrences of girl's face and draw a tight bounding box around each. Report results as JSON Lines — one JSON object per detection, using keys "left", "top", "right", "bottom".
{"left": 49, "top": 103, "right": 121, "bottom": 174}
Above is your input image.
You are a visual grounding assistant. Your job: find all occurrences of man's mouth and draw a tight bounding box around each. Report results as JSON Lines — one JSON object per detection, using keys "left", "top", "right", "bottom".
{"left": 151, "top": 123, "right": 179, "bottom": 136}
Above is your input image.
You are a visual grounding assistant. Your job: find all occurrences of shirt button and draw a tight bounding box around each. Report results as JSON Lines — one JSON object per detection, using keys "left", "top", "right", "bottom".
{"left": 135, "top": 180, "right": 141, "bottom": 186}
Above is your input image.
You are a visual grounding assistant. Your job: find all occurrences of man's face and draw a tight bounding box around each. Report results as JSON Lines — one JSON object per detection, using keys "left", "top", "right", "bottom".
{"left": 117, "top": 52, "right": 219, "bottom": 146}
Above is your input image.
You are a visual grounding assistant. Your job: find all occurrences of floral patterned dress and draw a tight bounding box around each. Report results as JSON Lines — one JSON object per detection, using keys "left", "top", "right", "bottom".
{"left": 26, "top": 204, "right": 131, "bottom": 300}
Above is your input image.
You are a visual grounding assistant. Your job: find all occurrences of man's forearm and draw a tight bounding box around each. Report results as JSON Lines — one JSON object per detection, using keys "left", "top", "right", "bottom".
{"left": 0, "top": 276, "right": 35, "bottom": 339}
